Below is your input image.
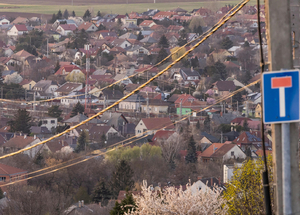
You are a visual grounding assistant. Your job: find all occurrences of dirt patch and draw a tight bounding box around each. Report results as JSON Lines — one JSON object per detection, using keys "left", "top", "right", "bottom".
{"left": 0, "top": 11, "right": 52, "bottom": 19}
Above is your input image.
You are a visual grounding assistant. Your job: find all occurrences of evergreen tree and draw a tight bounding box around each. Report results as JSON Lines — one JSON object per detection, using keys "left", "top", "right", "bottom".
{"left": 185, "top": 136, "right": 197, "bottom": 164}
{"left": 71, "top": 102, "right": 85, "bottom": 117}
{"left": 155, "top": 48, "right": 169, "bottom": 64}
{"left": 194, "top": 25, "right": 203, "bottom": 35}
{"left": 158, "top": 34, "right": 169, "bottom": 48}
{"left": 214, "top": 61, "right": 228, "bottom": 80}
{"left": 56, "top": 10, "right": 63, "bottom": 19}
{"left": 97, "top": 11, "right": 101, "bottom": 17}
{"left": 177, "top": 30, "right": 187, "bottom": 46}
{"left": 241, "top": 70, "right": 252, "bottom": 84}
{"left": 243, "top": 41, "right": 250, "bottom": 48}
{"left": 63, "top": 9, "right": 69, "bottom": 19}
{"left": 110, "top": 192, "right": 137, "bottom": 215}
{"left": 245, "top": 146, "right": 252, "bottom": 158}
{"left": 83, "top": 9, "right": 92, "bottom": 21}
{"left": 220, "top": 37, "right": 233, "bottom": 50}
{"left": 204, "top": 116, "right": 210, "bottom": 132}
{"left": 54, "top": 60, "right": 60, "bottom": 72}
{"left": 137, "top": 31, "right": 144, "bottom": 41}
{"left": 196, "top": 120, "right": 200, "bottom": 130}
{"left": 72, "top": 11, "right": 76, "bottom": 17}
{"left": 111, "top": 160, "right": 134, "bottom": 198}
{"left": 8, "top": 109, "right": 31, "bottom": 134}
{"left": 47, "top": 105, "right": 63, "bottom": 122}
{"left": 50, "top": 13, "right": 56, "bottom": 23}
{"left": 75, "top": 130, "right": 88, "bottom": 153}
{"left": 191, "top": 56, "right": 199, "bottom": 68}
{"left": 243, "top": 119, "right": 250, "bottom": 131}
{"left": 0, "top": 187, "right": 4, "bottom": 199}
{"left": 92, "top": 178, "right": 113, "bottom": 206}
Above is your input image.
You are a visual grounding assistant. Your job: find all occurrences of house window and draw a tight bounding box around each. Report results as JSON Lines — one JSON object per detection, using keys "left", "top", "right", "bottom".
{"left": 51, "top": 120, "right": 55, "bottom": 124}
{"left": 231, "top": 151, "right": 234, "bottom": 156}
{"left": 0, "top": 177, "right": 5, "bottom": 182}
{"left": 155, "top": 107, "right": 157, "bottom": 111}
{"left": 43, "top": 120, "right": 47, "bottom": 124}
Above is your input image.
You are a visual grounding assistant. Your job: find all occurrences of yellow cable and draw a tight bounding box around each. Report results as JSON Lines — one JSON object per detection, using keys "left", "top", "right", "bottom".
{"left": 0, "top": 1, "right": 246, "bottom": 105}
{"left": 0, "top": 0, "right": 250, "bottom": 161}
{"left": 0, "top": 78, "right": 260, "bottom": 187}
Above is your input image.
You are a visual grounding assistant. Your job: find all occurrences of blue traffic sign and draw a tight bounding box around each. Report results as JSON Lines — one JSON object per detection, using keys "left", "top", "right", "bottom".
{"left": 262, "top": 70, "right": 300, "bottom": 124}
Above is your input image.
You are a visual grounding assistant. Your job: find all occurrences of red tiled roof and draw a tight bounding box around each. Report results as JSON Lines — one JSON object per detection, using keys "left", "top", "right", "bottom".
{"left": 231, "top": 117, "right": 252, "bottom": 124}
{"left": 2, "top": 136, "right": 39, "bottom": 149}
{"left": 14, "top": 24, "right": 27, "bottom": 31}
{"left": 201, "top": 143, "right": 225, "bottom": 157}
{"left": 142, "top": 117, "right": 175, "bottom": 130}
{"left": 19, "top": 79, "right": 32, "bottom": 86}
{"left": 55, "top": 65, "right": 81, "bottom": 75}
{"left": 152, "top": 130, "right": 175, "bottom": 142}
{"left": 78, "top": 22, "right": 94, "bottom": 31}
{"left": 59, "top": 24, "right": 77, "bottom": 31}
{"left": 0, "top": 163, "right": 27, "bottom": 175}
{"left": 139, "top": 20, "right": 156, "bottom": 27}
{"left": 174, "top": 94, "right": 197, "bottom": 105}
{"left": 255, "top": 149, "right": 272, "bottom": 157}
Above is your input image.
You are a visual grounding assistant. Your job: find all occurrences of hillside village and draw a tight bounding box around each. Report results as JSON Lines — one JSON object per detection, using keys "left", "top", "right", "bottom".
{"left": 0, "top": 4, "right": 271, "bottom": 214}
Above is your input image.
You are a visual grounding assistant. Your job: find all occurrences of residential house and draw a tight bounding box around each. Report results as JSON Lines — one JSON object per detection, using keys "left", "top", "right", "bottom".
{"left": 135, "top": 117, "right": 175, "bottom": 136}
{"left": 139, "top": 20, "right": 156, "bottom": 29}
{"left": 8, "top": 50, "right": 34, "bottom": 66}
{"left": 0, "top": 18, "right": 10, "bottom": 25}
{"left": 208, "top": 49, "right": 232, "bottom": 62}
{"left": 88, "top": 125, "right": 120, "bottom": 143}
{"left": 151, "top": 130, "right": 177, "bottom": 145}
{"left": 119, "top": 94, "right": 146, "bottom": 111}
{"left": 98, "top": 89, "right": 123, "bottom": 106}
{"left": 211, "top": 81, "right": 236, "bottom": 97}
{"left": 231, "top": 117, "right": 252, "bottom": 127}
{"left": 255, "top": 103, "right": 262, "bottom": 118}
{"left": 141, "top": 99, "right": 170, "bottom": 114}
{"left": 98, "top": 31, "right": 118, "bottom": 39}
{"left": 126, "top": 45, "right": 149, "bottom": 56}
{"left": 99, "top": 112, "right": 128, "bottom": 135}
{"left": 56, "top": 24, "right": 77, "bottom": 36}
{"left": 167, "top": 25, "right": 184, "bottom": 32}
{"left": 0, "top": 163, "right": 27, "bottom": 184}
{"left": 152, "top": 11, "right": 176, "bottom": 20}
{"left": 232, "top": 131, "right": 262, "bottom": 151}
{"left": 19, "top": 79, "right": 36, "bottom": 90}
{"left": 113, "top": 74, "right": 133, "bottom": 85}
{"left": 11, "top": 17, "right": 29, "bottom": 24}
{"left": 7, "top": 24, "right": 28, "bottom": 37}
{"left": 176, "top": 100, "right": 207, "bottom": 115}
{"left": 174, "top": 94, "right": 197, "bottom": 108}
{"left": 54, "top": 65, "right": 82, "bottom": 76}
{"left": 200, "top": 143, "right": 246, "bottom": 162}
{"left": 33, "top": 80, "right": 58, "bottom": 99}
{"left": 40, "top": 117, "right": 58, "bottom": 131}
{"left": 111, "top": 38, "right": 132, "bottom": 49}
{"left": 78, "top": 22, "right": 97, "bottom": 32}
{"left": 1, "top": 135, "right": 43, "bottom": 158}
{"left": 54, "top": 82, "right": 82, "bottom": 97}
{"left": 45, "top": 138, "right": 74, "bottom": 154}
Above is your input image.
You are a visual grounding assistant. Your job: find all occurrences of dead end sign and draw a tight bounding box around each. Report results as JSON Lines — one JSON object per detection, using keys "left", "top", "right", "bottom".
{"left": 262, "top": 70, "right": 300, "bottom": 124}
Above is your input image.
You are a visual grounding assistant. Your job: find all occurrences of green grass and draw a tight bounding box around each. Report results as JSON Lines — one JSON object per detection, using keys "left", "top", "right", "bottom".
{"left": 0, "top": 1, "right": 256, "bottom": 16}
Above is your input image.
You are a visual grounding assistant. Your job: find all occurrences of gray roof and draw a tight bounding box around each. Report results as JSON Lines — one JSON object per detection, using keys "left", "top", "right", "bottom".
{"left": 119, "top": 33, "right": 137, "bottom": 40}
{"left": 211, "top": 113, "right": 237, "bottom": 125}
{"left": 123, "top": 94, "right": 145, "bottom": 102}
{"left": 140, "top": 36, "right": 158, "bottom": 43}
{"left": 201, "top": 131, "right": 220, "bottom": 143}
{"left": 64, "top": 113, "right": 88, "bottom": 123}
{"left": 99, "top": 112, "right": 128, "bottom": 128}
{"left": 33, "top": 80, "right": 57, "bottom": 91}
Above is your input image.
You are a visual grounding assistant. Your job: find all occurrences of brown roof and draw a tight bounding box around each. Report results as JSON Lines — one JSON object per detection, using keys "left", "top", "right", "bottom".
{"left": 55, "top": 82, "right": 82, "bottom": 93}
{"left": 45, "top": 139, "right": 68, "bottom": 153}
{"left": 12, "top": 49, "right": 34, "bottom": 59}
{"left": 210, "top": 144, "right": 236, "bottom": 158}
{"left": 141, "top": 117, "right": 175, "bottom": 130}
{"left": 59, "top": 24, "right": 77, "bottom": 31}
{"left": 2, "top": 136, "right": 38, "bottom": 149}
{"left": 11, "top": 17, "right": 28, "bottom": 24}
{"left": 19, "top": 79, "right": 33, "bottom": 86}
{"left": 78, "top": 22, "right": 95, "bottom": 31}
{"left": 14, "top": 24, "right": 28, "bottom": 31}
{"left": 0, "top": 163, "right": 27, "bottom": 176}
{"left": 215, "top": 81, "right": 236, "bottom": 91}
{"left": 200, "top": 143, "right": 224, "bottom": 157}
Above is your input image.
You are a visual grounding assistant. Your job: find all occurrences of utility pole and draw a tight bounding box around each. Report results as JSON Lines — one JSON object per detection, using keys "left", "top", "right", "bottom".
{"left": 266, "top": 0, "right": 300, "bottom": 214}
{"left": 46, "top": 38, "right": 49, "bottom": 58}
{"left": 1, "top": 87, "right": 3, "bottom": 99}
{"left": 33, "top": 92, "right": 36, "bottom": 111}
{"left": 25, "top": 89, "right": 27, "bottom": 101}
{"left": 179, "top": 101, "right": 182, "bottom": 119}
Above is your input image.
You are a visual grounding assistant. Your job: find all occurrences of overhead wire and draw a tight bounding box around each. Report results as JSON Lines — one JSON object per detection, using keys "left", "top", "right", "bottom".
{"left": 0, "top": 0, "right": 250, "bottom": 161}
{"left": 0, "top": 1, "right": 245, "bottom": 105}
{"left": 0, "top": 78, "right": 260, "bottom": 188}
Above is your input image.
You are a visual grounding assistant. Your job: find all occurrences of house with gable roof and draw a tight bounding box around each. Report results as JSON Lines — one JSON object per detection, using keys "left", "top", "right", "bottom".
{"left": 55, "top": 65, "right": 82, "bottom": 76}
{"left": 211, "top": 81, "right": 236, "bottom": 97}
{"left": 78, "top": 22, "right": 97, "bottom": 32}
{"left": 119, "top": 94, "right": 146, "bottom": 111}
{"left": 0, "top": 163, "right": 27, "bottom": 184}
{"left": 54, "top": 82, "right": 82, "bottom": 97}
{"left": 135, "top": 117, "right": 175, "bottom": 137}
{"left": 1, "top": 135, "right": 43, "bottom": 158}
{"left": 200, "top": 143, "right": 246, "bottom": 162}
{"left": 56, "top": 24, "right": 77, "bottom": 36}
{"left": 232, "top": 131, "right": 262, "bottom": 151}
{"left": 33, "top": 80, "right": 58, "bottom": 99}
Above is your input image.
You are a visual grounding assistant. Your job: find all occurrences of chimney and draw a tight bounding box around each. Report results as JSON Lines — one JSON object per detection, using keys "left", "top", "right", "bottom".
{"left": 218, "top": 177, "right": 221, "bottom": 185}
{"left": 231, "top": 126, "right": 233, "bottom": 131}
{"left": 81, "top": 200, "right": 84, "bottom": 207}
{"left": 78, "top": 201, "right": 81, "bottom": 208}
{"left": 197, "top": 176, "right": 202, "bottom": 180}
{"left": 211, "top": 178, "right": 213, "bottom": 186}
{"left": 24, "top": 135, "right": 27, "bottom": 139}
{"left": 34, "top": 135, "right": 36, "bottom": 139}
{"left": 62, "top": 141, "right": 64, "bottom": 147}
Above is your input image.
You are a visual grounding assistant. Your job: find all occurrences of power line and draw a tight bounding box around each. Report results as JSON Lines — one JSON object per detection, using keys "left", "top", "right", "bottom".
{"left": 0, "top": 79, "right": 260, "bottom": 187}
